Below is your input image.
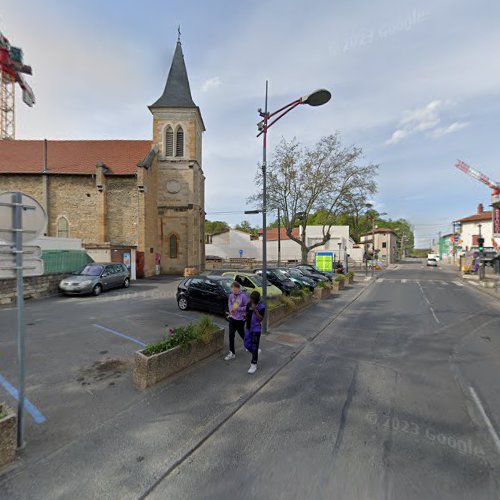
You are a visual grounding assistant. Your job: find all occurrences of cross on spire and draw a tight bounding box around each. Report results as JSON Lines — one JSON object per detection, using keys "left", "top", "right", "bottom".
{"left": 177, "top": 25, "right": 181, "bottom": 43}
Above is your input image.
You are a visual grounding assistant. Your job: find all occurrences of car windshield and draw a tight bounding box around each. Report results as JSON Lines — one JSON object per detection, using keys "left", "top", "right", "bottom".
{"left": 275, "top": 269, "right": 290, "bottom": 279}
{"left": 78, "top": 265, "right": 103, "bottom": 276}
{"left": 219, "top": 279, "right": 233, "bottom": 293}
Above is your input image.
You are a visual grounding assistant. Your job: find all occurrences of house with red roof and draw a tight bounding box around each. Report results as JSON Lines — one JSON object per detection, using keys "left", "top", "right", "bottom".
{"left": 456, "top": 203, "right": 494, "bottom": 251}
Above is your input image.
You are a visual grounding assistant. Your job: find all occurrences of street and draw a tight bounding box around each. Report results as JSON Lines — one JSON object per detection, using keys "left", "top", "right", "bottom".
{"left": 0, "top": 261, "right": 499, "bottom": 499}
{"left": 146, "top": 261, "right": 500, "bottom": 500}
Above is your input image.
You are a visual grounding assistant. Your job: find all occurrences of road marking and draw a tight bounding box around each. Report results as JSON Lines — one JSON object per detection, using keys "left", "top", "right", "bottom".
{"left": 453, "top": 281, "right": 464, "bottom": 287}
{"left": 0, "top": 373, "right": 46, "bottom": 424}
{"left": 93, "top": 323, "right": 146, "bottom": 347}
{"left": 401, "top": 279, "right": 407, "bottom": 283}
{"left": 378, "top": 278, "right": 385, "bottom": 283}
{"left": 439, "top": 281, "right": 448, "bottom": 285}
{"left": 469, "top": 281, "right": 479, "bottom": 287}
{"left": 429, "top": 307, "right": 440, "bottom": 324}
{"left": 469, "top": 386, "right": 500, "bottom": 457}
{"left": 417, "top": 282, "right": 431, "bottom": 305}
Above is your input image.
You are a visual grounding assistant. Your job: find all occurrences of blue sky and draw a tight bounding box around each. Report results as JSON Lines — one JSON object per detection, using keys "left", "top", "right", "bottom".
{"left": 2, "top": 0, "right": 500, "bottom": 247}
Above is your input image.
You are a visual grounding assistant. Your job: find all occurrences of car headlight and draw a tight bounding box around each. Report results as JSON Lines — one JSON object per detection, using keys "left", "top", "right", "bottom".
{"left": 79, "top": 280, "right": 92, "bottom": 287}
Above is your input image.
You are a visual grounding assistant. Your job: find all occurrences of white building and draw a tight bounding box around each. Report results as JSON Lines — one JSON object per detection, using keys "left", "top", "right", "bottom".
{"left": 205, "top": 229, "right": 259, "bottom": 260}
{"left": 360, "top": 228, "right": 399, "bottom": 264}
{"left": 457, "top": 204, "right": 494, "bottom": 252}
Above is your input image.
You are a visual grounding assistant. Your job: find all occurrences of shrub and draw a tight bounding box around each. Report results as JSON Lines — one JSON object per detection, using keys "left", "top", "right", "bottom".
{"left": 144, "top": 315, "right": 218, "bottom": 356}
{"left": 279, "top": 295, "right": 298, "bottom": 311}
{"left": 317, "top": 281, "right": 329, "bottom": 288}
{"left": 335, "top": 274, "right": 346, "bottom": 282}
{"left": 347, "top": 271, "right": 354, "bottom": 278}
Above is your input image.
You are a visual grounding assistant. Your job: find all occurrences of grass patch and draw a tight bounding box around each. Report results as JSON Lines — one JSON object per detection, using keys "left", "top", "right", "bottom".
{"left": 144, "top": 315, "right": 218, "bottom": 356}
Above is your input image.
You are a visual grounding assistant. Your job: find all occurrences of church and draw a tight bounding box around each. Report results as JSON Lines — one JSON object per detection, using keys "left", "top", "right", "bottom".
{"left": 0, "top": 38, "right": 206, "bottom": 278}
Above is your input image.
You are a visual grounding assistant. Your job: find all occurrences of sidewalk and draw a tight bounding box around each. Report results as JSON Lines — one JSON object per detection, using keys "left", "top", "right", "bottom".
{"left": 0, "top": 279, "right": 372, "bottom": 499}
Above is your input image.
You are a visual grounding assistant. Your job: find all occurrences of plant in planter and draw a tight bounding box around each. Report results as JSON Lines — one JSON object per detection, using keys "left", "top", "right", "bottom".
{"left": 133, "top": 315, "right": 225, "bottom": 389}
{"left": 332, "top": 274, "right": 346, "bottom": 291}
{"left": 0, "top": 403, "right": 16, "bottom": 467}
{"left": 346, "top": 271, "right": 354, "bottom": 284}
{"left": 314, "top": 280, "right": 331, "bottom": 299}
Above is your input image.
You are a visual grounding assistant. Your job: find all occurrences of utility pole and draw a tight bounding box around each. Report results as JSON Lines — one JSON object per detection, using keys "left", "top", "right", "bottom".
{"left": 277, "top": 207, "right": 281, "bottom": 267}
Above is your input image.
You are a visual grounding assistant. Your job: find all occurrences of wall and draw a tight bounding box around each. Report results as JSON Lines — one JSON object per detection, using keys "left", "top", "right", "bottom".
{"left": 0, "top": 273, "right": 66, "bottom": 307}
{"left": 32, "top": 236, "right": 83, "bottom": 250}
{"left": 460, "top": 220, "right": 494, "bottom": 251}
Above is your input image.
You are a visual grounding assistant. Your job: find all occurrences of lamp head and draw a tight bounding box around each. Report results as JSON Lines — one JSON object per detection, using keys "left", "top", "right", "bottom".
{"left": 302, "top": 89, "right": 331, "bottom": 107}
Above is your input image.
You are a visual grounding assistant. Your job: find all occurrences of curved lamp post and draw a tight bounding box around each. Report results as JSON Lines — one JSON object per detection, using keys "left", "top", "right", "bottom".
{"left": 257, "top": 83, "right": 331, "bottom": 334}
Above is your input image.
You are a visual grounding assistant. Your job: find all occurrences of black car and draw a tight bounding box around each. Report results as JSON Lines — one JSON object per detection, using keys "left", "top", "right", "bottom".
{"left": 253, "top": 268, "right": 297, "bottom": 295}
{"left": 177, "top": 275, "right": 239, "bottom": 316}
{"left": 277, "top": 267, "right": 317, "bottom": 291}
{"left": 293, "top": 265, "right": 331, "bottom": 283}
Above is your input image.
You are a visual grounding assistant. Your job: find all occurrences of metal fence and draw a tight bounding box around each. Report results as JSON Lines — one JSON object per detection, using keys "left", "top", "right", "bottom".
{"left": 41, "top": 250, "right": 92, "bottom": 275}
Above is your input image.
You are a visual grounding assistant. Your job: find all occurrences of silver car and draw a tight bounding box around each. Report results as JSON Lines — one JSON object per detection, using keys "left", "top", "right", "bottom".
{"left": 59, "top": 263, "right": 130, "bottom": 296}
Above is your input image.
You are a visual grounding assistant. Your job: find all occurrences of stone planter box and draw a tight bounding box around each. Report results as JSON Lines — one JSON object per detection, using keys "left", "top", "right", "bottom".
{"left": 268, "top": 294, "right": 313, "bottom": 327}
{"left": 332, "top": 280, "right": 346, "bottom": 291}
{"left": 0, "top": 403, "right": 16, "bottom": 468}
{"left": 347, "top": 275, "right": 354, "bottom": 284}
{"left": 133, "top": 328, "right": 225, "bottom": 389}
{"left": 313, "top": 286, "right": 331, "bottom": 300}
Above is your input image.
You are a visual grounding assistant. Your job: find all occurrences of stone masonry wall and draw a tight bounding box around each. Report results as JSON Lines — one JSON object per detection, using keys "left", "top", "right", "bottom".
{"left": 0, "top": 273, "right": 67, "bottom": 307}
{"left": 106, "top": 176, "right": 138, "bottom": 246}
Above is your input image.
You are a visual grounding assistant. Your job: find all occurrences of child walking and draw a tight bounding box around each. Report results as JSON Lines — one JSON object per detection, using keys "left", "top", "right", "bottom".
{"left": 224, "top": 281, "right": 248, "bottom": 361}
{"left": 244, "top": 291, "right": 265, "bottom": 374}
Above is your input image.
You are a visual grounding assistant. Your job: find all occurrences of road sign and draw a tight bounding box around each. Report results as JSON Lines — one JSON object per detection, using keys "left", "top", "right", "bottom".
{"left": 0, "top": 192, "right": 46, "bottom": 245}
{"left": 0, "top": 257, "right": 43, "bottom": 279}
{"left": 0, "top": 245, "right": 42, "bottom": 258}
{"left": 239, "top": 249, "right": 244, "bottom": 257}
{"left": 315, "top": 251, "right": 334, "bottom": 272}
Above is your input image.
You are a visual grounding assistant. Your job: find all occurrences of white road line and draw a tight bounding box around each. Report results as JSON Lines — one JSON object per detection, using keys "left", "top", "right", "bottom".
{"left": 378, "top": 278, "right": 385, "bottom": 283}
{"left": 469, "top": 281, "right": 479, "bottom": 287}
{"left": 453, "top": 281, "right": 464, "bottom": 287}
{"left": 469, "top": 386, "right": 500, "bottom": 457}
{"left": 439, "top": 281, "right": 448, "bottom": 285}
{"left": 401, "top": 279, "right": 407, "bottom": 283}
{"left": 417, "top": 282, "right": 431, "bottom": 305}
{"left": 429, "top": 307, "right": 440, "bottom": 324}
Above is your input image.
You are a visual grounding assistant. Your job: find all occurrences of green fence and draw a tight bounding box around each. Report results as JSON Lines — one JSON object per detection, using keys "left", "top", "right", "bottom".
{"left": 41, "top": 250, "right": 93, "bottom": 275}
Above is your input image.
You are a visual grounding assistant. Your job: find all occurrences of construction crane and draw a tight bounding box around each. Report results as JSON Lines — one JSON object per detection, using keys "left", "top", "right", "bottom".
{"left": 0, "top": 30, "right": 35, "bottom": 139}
{"left": 454, "top": 159, "right": 500, "bottom": 248}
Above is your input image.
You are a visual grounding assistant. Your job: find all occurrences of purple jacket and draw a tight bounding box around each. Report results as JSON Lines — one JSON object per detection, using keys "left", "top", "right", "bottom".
{"left": 246, "top": 302, "right": 266, "bottom": 333}
{"left": 228, "top": 292, "right": 248, "bottom": 321}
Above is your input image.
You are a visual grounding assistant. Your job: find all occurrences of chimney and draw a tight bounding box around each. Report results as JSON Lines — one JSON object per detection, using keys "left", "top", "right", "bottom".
{"left": 477, "top": 203, "right": 484, "bottom": 214}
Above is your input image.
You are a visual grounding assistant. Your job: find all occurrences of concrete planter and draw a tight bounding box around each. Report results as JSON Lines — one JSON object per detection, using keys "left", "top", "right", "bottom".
{"left": 347, "top": 275, "right": 354, "bottom": 284}
{"left": 332, "top": 280, "right": 346, "bottom": 291}
{"left": 0, "top": 403, "right": 16, "bottom": 468}
{"left": 268, "top": 294, "right": 313, "bottom": 326}
{"left": 133, "top": 328, "right": 225, "bottom": 389}
{"left": 314, "top": 286, "right": 331, "bottom": 300}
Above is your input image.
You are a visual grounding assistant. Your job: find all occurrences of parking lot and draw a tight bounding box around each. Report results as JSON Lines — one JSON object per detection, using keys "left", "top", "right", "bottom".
{"left": 0, "top": 275, "right": 228, "bottom": 464}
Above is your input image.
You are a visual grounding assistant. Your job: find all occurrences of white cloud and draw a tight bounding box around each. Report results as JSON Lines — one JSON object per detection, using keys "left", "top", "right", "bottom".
{"left": 201, "top": 76, "right": 222, "bottom": 92}
{"left": 385, "top": 100, "right": 467, "bottom": 145}
{"left": 430, "top": 121, "right": 469, "bottom": 139}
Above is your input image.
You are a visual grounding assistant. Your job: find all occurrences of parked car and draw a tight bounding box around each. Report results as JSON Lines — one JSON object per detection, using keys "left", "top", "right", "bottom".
{"left": 426, "top": 258, "right": 438, "bottom": 267}
{"left": 276, "top": 267, "right": 317, "bottom": 291}
{"left": 59, "top": 263, "right": 130, "bottom": 296}
{"left": 293, "top": 265, "right": 331, "bottom": 283}
{"left": 253, "top": 268, "right": 297, "bottom": 295}
{"left": 221, "top": 272, "right": 283, "bottom": 299}
{"left": 176, "top": 275, "right": 241, "bottom": 315}
{"left": 298, "top": 264, "right": 335, "bottom": 280}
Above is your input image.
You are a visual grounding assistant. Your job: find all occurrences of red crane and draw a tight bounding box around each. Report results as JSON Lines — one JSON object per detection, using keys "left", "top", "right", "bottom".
{"left": 0, "top": 30, "right": 35, "bottom": 139}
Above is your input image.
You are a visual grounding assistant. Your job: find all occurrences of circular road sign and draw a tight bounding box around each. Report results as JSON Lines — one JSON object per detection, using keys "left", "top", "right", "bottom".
{"left": 0, "top": 192, "right": 47, "bottom": 245}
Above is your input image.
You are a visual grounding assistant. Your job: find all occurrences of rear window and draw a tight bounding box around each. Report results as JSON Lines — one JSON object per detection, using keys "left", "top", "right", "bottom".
{"left": 79, "top": 265, "right": 103, "bottom": 276}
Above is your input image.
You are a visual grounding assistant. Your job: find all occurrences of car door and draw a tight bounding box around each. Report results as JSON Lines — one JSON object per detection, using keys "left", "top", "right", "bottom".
{"left": 101, "top": 265, "right": 115, "bottom": 290}
{"left": 204, "top": 279, "right": 225, "bottom": 312}
{"left": 188, "top": 278, "right": 207, "bottom": 308}
{"left": 111, "top": 264, "right": 125, "bottom": 288}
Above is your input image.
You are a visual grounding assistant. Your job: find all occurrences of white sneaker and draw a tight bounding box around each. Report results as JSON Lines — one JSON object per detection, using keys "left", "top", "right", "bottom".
{"left": 258, "top": 349, "right": 262, "bottom": 354}
{"left": 224, "top": 352, "right": 236, "bottom": 361}
{"left": 248, "top": 363, "right": 257, "bottom": 374}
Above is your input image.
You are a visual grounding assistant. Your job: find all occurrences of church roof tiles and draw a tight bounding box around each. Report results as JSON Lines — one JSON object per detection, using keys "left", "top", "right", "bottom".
{"left": 0, "top": 140, "right": 152, "bottom": 175}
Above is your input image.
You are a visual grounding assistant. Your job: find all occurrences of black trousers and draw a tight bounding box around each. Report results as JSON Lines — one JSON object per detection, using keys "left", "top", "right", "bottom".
{"left": 249, "top": 331, "right": 261, "bottom": 364}
{"left": 228, "top": 318, "right": 245, "bottom": 353}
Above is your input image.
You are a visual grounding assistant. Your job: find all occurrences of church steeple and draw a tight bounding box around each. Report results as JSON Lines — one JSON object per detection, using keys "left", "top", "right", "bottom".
{"left": 150, "top": 39, "right": 196, "bottom": 109}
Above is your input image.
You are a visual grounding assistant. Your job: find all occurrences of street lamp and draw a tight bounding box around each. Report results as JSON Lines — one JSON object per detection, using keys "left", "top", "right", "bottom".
{"left": 257, "top": 83, "right": 331, "bottom": 334}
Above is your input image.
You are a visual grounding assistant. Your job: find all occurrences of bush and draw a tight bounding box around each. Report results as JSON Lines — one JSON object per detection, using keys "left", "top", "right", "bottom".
{"left": 316, "top": 281, "right": 329, "bottom": 289}
{"left": 144, "top": 315, "right": 218, "bottom": 356}
{"left": 279, "top": 295, "right": 298, "bottom": 311}
{"left": 335, "top": 274, "right": 346, "bottom": 282}
{"left": 347, "top": 271, "right": 354, "bottom": 278}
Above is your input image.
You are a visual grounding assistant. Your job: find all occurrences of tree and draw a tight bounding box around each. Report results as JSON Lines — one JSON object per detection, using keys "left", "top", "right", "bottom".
{"left": 205, "top": 220, "right": 230, "bottom": 235}
{"left": 250, "top": 134, "right": 378, "bottom": 263}
{"left": 235, "top": 220, "right": 259, "bottom": 237}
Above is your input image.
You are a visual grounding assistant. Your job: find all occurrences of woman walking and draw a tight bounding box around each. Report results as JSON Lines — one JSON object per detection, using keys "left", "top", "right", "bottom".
{"left": 244, "top": 291, "right": 265, "bottom": 374}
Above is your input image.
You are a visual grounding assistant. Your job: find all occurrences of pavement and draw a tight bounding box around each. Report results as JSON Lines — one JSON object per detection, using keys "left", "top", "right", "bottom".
{"left": 1, "top": 261, "right": 500, "bottom": 499}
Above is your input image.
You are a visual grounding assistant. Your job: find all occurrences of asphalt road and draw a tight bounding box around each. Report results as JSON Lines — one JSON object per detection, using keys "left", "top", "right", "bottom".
{"left": 146, "top": 261, "right": 500, "bottom": 500}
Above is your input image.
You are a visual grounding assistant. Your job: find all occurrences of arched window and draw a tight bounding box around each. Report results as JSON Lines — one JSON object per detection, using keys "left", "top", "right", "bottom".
{"left": 176, "top": 126, "right": 184, "bottom": 157}
{"left": 57, "top": 216, "right": 69, "bottom": 238}
{"left": 165, "top": 126, "right": 174, "bottom": 157}
{"left": 169, "top": 234, "right": 178, "bottom": 259}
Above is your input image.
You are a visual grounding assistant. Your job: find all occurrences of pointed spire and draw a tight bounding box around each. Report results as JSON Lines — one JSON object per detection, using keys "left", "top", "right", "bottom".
{"left": 150, "top": 36, "right": 196, "bottom": 109}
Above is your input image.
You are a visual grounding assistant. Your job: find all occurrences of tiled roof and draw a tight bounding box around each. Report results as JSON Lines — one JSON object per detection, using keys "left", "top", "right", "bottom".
{"left": 361, "top": 227, "right": 397, "bottom": 237}
{"left": 258, "top": 227, "right": 300, "bottom": 241}
{"left": 457, "top": 211, "right": 492, "bottom": 223}
{"left": 0, "top": 140, "right": 152, "bottom": 175}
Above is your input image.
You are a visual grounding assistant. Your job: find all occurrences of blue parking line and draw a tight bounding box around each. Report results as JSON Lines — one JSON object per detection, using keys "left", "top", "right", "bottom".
{"left": 93, "top": 324, "right": 146, "bottom": 347}
{"left": 0, "top": 373, "right": 46, "bottom": 424}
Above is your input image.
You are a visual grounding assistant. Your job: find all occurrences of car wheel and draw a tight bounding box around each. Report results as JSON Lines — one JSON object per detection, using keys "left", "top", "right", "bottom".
{"left": 178, "top": 296, "right": 189, "bottom": 311}
{"left": 123, "top": 278, "right": 130, "bottom": 288}
{"left": 93, "top": 284, "right": 103, "bottom": 296}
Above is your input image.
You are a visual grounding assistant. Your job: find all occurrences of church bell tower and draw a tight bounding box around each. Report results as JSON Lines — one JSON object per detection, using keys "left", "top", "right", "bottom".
{"left": 149, "top": 35, "right": 206, "bottom": 274}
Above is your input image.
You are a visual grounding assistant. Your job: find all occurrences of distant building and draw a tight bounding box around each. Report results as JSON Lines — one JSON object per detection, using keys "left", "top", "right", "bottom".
{"left": 360, "top": 228, "right": 399, "bottom": 264}
{"left": 206, "top": 229, "right": 259, "bottom": 260}
{"left": 456, "top": 204, "right": 493, "bottom": 252}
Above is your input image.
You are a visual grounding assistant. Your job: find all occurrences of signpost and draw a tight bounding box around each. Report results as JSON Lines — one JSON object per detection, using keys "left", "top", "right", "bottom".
{"left": 0, "top": 192, "right": 46, "bottom": 448}
{"left": 315, "top": 251, "right": 334, "bottom": 272}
